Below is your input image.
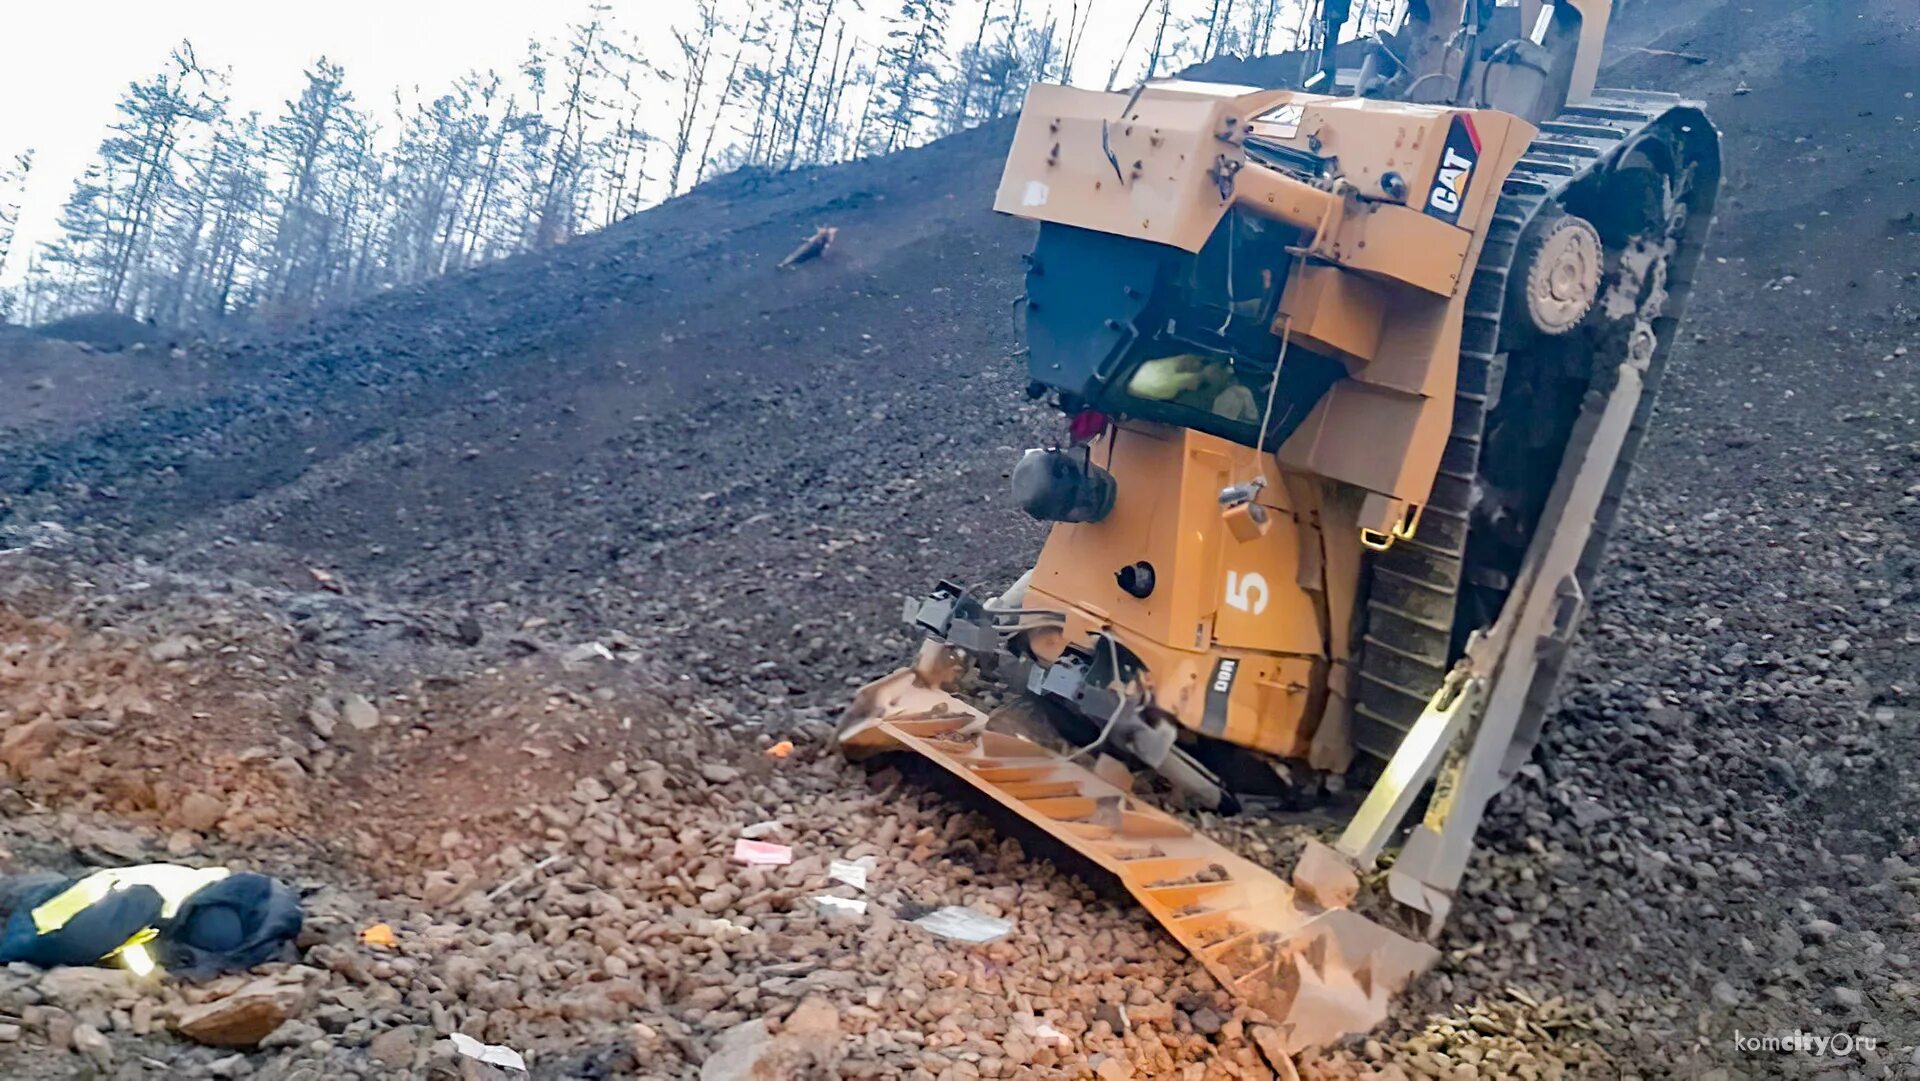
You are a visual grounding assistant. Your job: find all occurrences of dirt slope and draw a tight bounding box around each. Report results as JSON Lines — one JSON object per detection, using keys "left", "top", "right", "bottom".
{"left": 1, "top": 118, "right": 1055, "bottom": 718}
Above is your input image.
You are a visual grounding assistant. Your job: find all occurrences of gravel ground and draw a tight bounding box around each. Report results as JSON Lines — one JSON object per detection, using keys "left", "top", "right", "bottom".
{"left": 0, "top": 0, "right": 1917, "bottom": 1077}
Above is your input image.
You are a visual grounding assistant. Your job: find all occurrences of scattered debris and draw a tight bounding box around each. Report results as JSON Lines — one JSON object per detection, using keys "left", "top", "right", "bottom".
{"left": 909, "top": 905, "right": 1013, "bottom": 943}
{"left": 766, "top": 739, "right": 794, "bottom": 758}
{"left": 306, "top": 697, "right": 339, "bottom": 739}
{"left": 811, "top": 895, "right": 867, "bottom": 916}
{"left": 561, "top": 641, "right": 614, "bottom": 665}
{"left": 730, "top": 839, "right": 792, "bottom": 866}
{"left": 358, "top": 922, "right": 397, "bottom": 949}
{"left": 776, "top": 226, "right": 838, "bottom": 269}
{"left": 173, "top": 972, "right": 310, "bottom": 1049}
{"left": 828, "top": 858, "right": 871, "bottom": 891}
{"left": 739, "top": 820, "right": 783, "bottom": 840}
{"left": 71, "top": 1022, "right": 112, "bottom": 1069}
{"left": 0, "top": 4, "right": 1906, "bottom": 1076}
{"left": 482, "top": 855, "right": 563, "bottom": 903}
{"left": 340, "top": 693, "right": 381, "bottom": 732}
{"left": 1637, "top": 46, "right": 1710, "bottom": 63}
{"left": 146, "top": 635, "right": 200, "bottom": 662}
{"left": 450, "top": 1032, "right": 528, "bottom": 1072}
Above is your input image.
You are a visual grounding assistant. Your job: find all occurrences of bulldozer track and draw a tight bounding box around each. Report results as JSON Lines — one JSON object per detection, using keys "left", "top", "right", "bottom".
{"left": 1351, "top": 92, "right": 1718, "bottom": 762}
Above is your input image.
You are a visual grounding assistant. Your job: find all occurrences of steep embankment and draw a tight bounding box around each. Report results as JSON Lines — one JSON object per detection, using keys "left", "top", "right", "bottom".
{"left": 1, "top": 119, "right": 1053, "bottom": 714}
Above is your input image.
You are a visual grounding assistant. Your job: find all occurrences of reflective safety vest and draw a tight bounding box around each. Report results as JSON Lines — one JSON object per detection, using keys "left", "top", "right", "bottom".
{"left": 32, "top": 865, "right": 233, "bottom": 932}
{"left": 2, "top": 863, "right": 301, "bottom": 977}
{"left": 21, "top": 865, "right": 231, "bottom": 975}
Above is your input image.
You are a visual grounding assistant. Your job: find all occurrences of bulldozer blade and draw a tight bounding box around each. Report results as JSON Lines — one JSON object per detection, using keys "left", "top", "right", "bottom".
{"left": 838, "top": 693, "right": 1440, "bottom": 1055}
{"left": 839, "top": 648, "right": 987, "bottom": 755}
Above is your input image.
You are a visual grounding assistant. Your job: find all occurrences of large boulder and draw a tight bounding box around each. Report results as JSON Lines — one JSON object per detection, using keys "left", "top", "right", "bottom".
{"left": 173, "top": 973, "right": 311, "bottom": 1049}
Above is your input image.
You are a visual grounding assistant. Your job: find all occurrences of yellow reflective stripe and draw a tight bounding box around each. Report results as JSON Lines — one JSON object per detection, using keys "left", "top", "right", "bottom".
{"left": 30, "top": 878, "right": 114, "bottom": 935}
{"left": 119, "top": 927, "right": 158, "bottom": 949}
{"left": 28, "top": 865, "right": 231, "bottom": 934}
{"left": 106, "top": 927, "right": 160, "bottom": 975}
{"left": 119, "top": 866, "right": 231, "bottom": 918}
{"left": 118, "top": 942, "right": 156, "bottom": 977}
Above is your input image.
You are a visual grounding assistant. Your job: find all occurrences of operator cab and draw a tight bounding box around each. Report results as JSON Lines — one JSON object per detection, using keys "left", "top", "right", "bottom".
{"left": 1020, "top": 212, "right": 1347, "bottom": 452}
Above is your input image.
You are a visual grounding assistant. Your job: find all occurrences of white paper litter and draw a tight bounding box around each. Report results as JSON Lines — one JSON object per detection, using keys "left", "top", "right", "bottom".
{"left": 561, "top": 641, "right": 614, "bottom": 664}
{"left": 828, "top": 858, "right": 871, "bottom": 891}
{"left": 740, "top": 820, "right": 783, "bottom": 839}
{"left": 812, "top": 895, "right": 868, "bottom": 916}
{"left": 450, "top": 1032, "right": 528, "bottom": 1072}
{"left": 910, "top": 905, "right": 1013, "bottom": 943}
{"left": 1035, "top": 1022, "right": 1070, "bottom": 1047}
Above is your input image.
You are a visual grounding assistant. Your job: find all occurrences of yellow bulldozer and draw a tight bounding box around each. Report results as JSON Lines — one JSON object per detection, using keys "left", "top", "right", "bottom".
{"left": 841, "top": 0, "right": 1720, "bottom": 1054}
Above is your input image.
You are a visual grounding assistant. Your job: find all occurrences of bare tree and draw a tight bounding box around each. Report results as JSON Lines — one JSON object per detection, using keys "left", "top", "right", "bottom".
{"left": 601, "top": 58, "right": 653, "bottom": 220}
{"left": 199, "top": 115, "right": 270, "bottom": 318}
{"left": 979, "top": 3, "right": 1059, "bottom": 118}
{"left": 21, "top": 0, "right": 1043, "bottom": 327}
{"left": 0, "top": 150, "right": 34, "bottom": 321}
{"left": 751, "top": 0, "right": 808, "bottom": 166}
{"left": 1107, "top": 0, "right": 1157, "bottom": 90}
{"left": 781, "top": 0, "right": 840, "bottom": 170}
{"left": 0, "top": 150, "right": 34, "bottom": 281}
{"left": 1061, "top": 0, "right": 1097, "bottom": 81}
{"left": 667, "top": 1, "right": 722, "bottom": 195}
{"left": 150, "top": 108, "right": 230, "bottom": 324}
{"left": 695, "top": 7, "right": 763, "bottom": 184}
{"left": 873, "top": 0, "right": 954, "bottom": 154}
{"left": 98, "top": 44, "right": 221, "bottom": 311}
{"left": 849, "top": 48, "right": 884, "bottom": 159}
{"left": 939, "top": 1, "right": 996, "bottom": 134}
{"left": 266, "top": 58, "right": 356, "bottom": 305}
{"left": 808, "top": 26, "right": 855, "bottom": 162}
{"left": 1144, "top": 0, "right": 1175, "bottom": 79}
{"left": 535, "top": 6, "right": 612, "bottom": 246}
{"left": 459, "top": 76, "right": 519, "bottom": 264}
{"left": 39, "top": 165, "right": 118, "bottom": 313}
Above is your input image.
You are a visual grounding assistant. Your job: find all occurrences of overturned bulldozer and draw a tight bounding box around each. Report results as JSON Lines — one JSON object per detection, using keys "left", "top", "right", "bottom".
{"left": 842, "top": 0, "right": 1719, "bottom": 1054}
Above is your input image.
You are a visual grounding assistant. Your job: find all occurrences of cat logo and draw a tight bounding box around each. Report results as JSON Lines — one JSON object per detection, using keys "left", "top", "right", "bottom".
{"left": 1424, "top": 114, "right": 1483, "bottom": 226}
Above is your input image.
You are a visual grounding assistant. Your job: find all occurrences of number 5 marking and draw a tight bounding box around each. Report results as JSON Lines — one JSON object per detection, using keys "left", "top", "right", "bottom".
{"left": 1224, "top": 571, "right": 1269, "bottom": 615}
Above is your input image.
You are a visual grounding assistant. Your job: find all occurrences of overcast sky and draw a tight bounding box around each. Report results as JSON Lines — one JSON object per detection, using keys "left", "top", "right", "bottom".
{"left": 0, "top": 0, "right": 1298, "bottom": 285}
